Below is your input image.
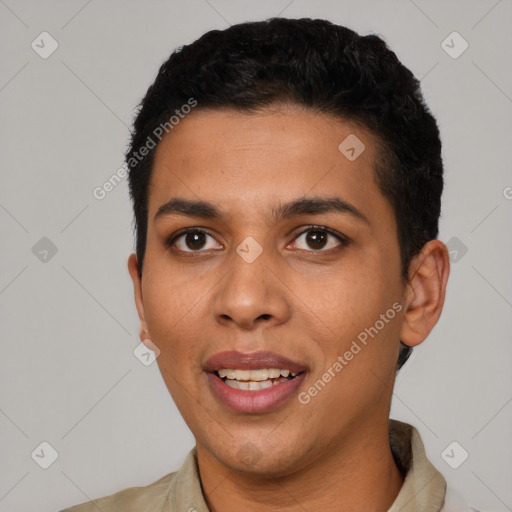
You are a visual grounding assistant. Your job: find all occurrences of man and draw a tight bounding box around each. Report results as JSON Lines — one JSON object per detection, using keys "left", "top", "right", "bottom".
{"left": 62, "top": 17, "right": 476, "bottom": 512}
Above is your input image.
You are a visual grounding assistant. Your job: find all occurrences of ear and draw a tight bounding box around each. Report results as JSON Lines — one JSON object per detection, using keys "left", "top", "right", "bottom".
{"left": 400, "top": 240, "right": 450, "bottom": 347}
{"left": 127, "top": 253, "right": 151, "bottom": 340}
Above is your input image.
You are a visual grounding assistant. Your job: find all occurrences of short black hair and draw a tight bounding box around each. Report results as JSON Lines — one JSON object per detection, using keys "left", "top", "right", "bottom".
{"left": 126, "top": 18, "right": 444, "bottom": 370}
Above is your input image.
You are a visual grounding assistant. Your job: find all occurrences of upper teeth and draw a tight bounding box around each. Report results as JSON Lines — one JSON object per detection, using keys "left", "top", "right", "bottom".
{"left": 218, "top": 368, "right": 297, "bottom": 381}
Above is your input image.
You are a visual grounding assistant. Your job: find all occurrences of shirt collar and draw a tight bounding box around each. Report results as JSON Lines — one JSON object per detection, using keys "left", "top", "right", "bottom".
{"left": 387, "top": 420, "right": 446, "bottom": 511}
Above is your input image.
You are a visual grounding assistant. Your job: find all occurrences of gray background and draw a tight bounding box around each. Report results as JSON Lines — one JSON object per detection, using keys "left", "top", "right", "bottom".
{"left": 1, "top": 0, "right": 511, "bottom": 510}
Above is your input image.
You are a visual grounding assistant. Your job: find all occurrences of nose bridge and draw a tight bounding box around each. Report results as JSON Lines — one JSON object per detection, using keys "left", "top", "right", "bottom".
{"left": 213, "top": 240, "right": 290, "bottom": 329}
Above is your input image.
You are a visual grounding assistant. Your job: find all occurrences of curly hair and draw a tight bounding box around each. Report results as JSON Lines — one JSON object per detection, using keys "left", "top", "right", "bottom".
{"left": 126, "top": 18, "right": 444, "bottom": 370}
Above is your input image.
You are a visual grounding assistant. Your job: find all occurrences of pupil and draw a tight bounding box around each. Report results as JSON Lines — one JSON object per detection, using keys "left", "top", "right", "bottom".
{"left": 186, "top": 231, "right": 206, "bottom": 250}
{"left": 306, "top": 231, "right": 327, "bottom": 249}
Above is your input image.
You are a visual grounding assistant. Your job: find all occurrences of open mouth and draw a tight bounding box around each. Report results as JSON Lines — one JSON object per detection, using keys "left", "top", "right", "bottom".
{"left": 215, "top": 368, "right": 300, "bottom": 391}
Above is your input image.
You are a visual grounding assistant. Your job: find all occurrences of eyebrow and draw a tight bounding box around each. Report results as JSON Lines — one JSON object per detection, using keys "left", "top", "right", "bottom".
{"left": 154, "top": 196, "right": 369, "bottom": 224}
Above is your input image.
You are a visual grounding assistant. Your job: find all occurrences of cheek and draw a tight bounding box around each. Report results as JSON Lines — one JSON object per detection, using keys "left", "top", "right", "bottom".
{"left": 306, "top": 284, "right": 403, "bottom": 411}
{"left": 297, "top": 264, "right": 403, "bottom": 379}
{"left": 303, "top": 263, "right": 394, "bottom": 329}
{"left": 141, "top": 269, "right": 205, "bottom": 365}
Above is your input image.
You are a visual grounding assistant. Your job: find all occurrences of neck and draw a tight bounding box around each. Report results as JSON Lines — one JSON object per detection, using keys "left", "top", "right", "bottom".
{"left": 197, "top": 420, "right": 404, "bottom": 512}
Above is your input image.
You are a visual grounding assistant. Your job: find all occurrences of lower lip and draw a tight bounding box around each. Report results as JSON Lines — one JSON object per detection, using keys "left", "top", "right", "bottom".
{"left": 206, "top": 372, "right": 306, "bottom": 414}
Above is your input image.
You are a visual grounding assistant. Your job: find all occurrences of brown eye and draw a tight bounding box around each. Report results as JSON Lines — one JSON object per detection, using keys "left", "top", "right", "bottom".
{"left": 185, "top": 231, "right": 207, "bottom": 250}
{"left": 292, "top": 227, "right": 347, "bottom": 251}
{"left": 171, "top": 229, "right": 223, "bottom": 253}
{"left": 305, "top": 231, "right": 328, "bottom": 250}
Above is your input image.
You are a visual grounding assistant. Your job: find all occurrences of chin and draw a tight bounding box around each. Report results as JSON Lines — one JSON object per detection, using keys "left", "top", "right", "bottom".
{"left": 203, "top": 431, "right": 313, "bottom": 478}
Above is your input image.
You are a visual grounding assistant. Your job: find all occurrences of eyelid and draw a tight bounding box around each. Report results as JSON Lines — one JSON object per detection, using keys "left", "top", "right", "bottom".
{"left": 166, "top": 225, "right": 350, "bottom": 253}
{"left": 290, "top": 225, "right": 350, "bottom": 247}
{"left": 166, "top": 227, "right": 222, "bottom": 250}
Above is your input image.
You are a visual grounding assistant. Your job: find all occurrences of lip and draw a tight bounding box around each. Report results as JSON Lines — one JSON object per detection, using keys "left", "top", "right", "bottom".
{"left": 204, "top": 351, "right": 307, "bottom": 414}
{"left": 206, "top": 371, "right": 307, "bottom": 414}
{"left": 204, "top": 350, "right": 306, "bottom": 373}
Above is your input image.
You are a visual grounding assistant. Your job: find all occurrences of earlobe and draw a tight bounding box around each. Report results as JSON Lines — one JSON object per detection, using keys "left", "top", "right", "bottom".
{"left": 399, "top": 240, "right": 450, "bottom": 348}
{"left": 127, "top": 253, "right": 151, "bottom": 340}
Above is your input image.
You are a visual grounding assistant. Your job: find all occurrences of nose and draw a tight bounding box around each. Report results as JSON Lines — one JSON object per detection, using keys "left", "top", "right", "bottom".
{"left": 212, "top": 249, "right": 292, "bottom": 330}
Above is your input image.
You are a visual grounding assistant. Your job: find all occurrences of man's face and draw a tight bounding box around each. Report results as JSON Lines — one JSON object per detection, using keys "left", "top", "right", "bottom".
{"left": 131, "top": 106, "right": 408, "bottom": 475}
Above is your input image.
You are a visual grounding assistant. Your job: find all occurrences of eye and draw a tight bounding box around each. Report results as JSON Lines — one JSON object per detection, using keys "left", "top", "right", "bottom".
{"left": 291, "top": 227, "right": 348, "bottom": 251}
{"left": 169, "top": 229, "right": 223, "bottom": 252}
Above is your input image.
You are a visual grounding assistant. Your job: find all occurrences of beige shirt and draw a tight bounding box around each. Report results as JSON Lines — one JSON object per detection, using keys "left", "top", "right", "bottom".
{"left": 60, "top": 420, "right": 475, "bottom": 512}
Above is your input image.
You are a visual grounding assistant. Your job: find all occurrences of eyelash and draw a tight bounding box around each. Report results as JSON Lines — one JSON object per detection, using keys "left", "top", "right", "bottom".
{"left": 165, "top": 225, "right": 350, "bottom": 254}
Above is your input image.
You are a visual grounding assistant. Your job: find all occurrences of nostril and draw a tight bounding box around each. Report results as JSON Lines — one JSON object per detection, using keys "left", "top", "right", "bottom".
{"left": 258, "top": 314, "right": 272, "bottom": 321}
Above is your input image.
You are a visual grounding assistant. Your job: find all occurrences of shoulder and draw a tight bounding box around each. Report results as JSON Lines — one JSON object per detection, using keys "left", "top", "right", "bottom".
{"left": 59, "top": 471, "right": 177, "bottom": 512}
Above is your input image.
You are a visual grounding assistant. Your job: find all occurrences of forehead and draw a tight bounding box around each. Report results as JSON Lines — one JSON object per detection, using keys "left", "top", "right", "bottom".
{"left": 148, "top": 106, "right": 386, "bottom": 220}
